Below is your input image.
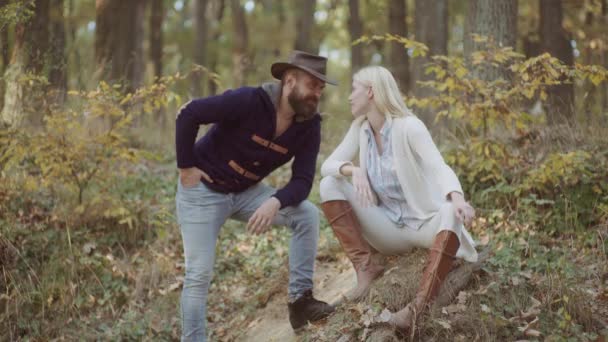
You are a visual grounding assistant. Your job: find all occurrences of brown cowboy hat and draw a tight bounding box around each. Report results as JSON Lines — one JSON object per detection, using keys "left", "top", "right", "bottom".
{"left": 271, "top": 50, "right": 338, "bottom": 86}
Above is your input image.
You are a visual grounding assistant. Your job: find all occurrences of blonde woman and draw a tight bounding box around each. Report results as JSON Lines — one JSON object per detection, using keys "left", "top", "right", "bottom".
{"left": 319, "top": 66, "right": 478, "bottom": 331}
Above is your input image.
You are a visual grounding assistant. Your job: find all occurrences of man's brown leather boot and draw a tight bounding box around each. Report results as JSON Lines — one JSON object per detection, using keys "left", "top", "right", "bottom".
{"left": 389, "top": 230, "right": 460, "bottom": 332}
{"left": 321, "top": 200, "right": 385, "bottom": 300}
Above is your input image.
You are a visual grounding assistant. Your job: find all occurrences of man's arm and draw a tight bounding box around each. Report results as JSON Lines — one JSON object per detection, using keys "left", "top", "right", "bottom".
{"left": 246, "top": 122, "right": 321, "bottom": 235}
{"left": 175, "top": 88, "right": 254, "bottom": 168}
{"left": 246, "top": 197, "right": 281, "bottom": 235}
{"left": 272, "top": 121, "right": 321, "bottom": 209}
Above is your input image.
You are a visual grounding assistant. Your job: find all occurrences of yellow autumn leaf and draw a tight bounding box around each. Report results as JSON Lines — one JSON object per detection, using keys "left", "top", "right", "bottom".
{"left": 523, "top": 88, "right": 535, "bottom": 99}
{"left": 590, "top": 74, "right": 604, "bottom": 86}
{"left": 455, "top": 66, "right": 468, "bottom": 78}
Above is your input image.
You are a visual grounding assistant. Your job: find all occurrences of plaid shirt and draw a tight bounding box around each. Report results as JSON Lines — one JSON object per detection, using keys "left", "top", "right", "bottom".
{"left": 365, "top": 121, "right": 425, "bottom": 229}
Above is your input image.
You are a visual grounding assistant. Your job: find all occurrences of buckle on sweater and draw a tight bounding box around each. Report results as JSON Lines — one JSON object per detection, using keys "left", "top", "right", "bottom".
{"left": 251, "top": 134, "right": 288, "bottom": 154}
{"left": 228, "top": 160, "right": 260, "bottom": 181}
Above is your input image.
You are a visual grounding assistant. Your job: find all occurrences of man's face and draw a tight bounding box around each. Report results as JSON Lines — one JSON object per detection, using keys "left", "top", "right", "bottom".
{"left": 288, "top": 71, "right": 326, "bottom": 119}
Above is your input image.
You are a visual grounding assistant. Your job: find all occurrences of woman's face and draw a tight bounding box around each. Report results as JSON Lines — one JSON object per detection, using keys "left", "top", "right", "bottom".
{"left": 348, "top": 80, "right": 371, "bottom": 118}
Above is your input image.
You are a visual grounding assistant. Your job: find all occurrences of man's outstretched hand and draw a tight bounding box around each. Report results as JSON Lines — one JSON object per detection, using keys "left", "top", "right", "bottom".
{"left": 247, "top": 197, "right": 281, "bottom": 235}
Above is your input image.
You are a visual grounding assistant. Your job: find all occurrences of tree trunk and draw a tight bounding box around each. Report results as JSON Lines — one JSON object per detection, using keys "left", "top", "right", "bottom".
{"left": 523, "top": 36, "right": 541, "bottom": 59}
{"left": 0, "top": 0, "right": 9, "bottom": 112}
{"left": 411, "top": 0, "right": 448, "bottom": 126}
{"left": 582, "top": 8, "right": 595, "bottom": 121}
{"left": 28, "top": 0, "right": 50, "bottom": 74}
{"left": 49, "top": 0, "right": 67, "bottom": 104}
{"left": 207, "top": 0, "right": 225, "bottom": 95}
{"left": 28, "top": 0, "right": 50, "bottom": 127}
{"left": 95, "top": 0, "right": 118, "bottom": 83}
{"left": 1, "top": 28, "right": 7, "bottom": 73}
{"left": 131, "top": 0, "right": 146, "bottom": 91}
{"left": 540, "top": 0, "right": 574, "bottom": 125}
{"left": 388, "top": 0, "right": 409, "bottom": 94}
{"left": 149, "top": 0, "right": 165, "bottom": 126}
{"left": 348, "top": 0, "right": 364, "bottom": 74}
{"left": 191, "top": 0, "right": 208, "bottom": 97}
{"left": 1, "top": 0, "right": 50, "bottom": 128}
{"left": 1, "top": 25, "right": 26, "bottom": 128}
{"left": 69, "top": 0, "right": 84, "bottom": 89}
{"left": 274, "top": 0, "right": 285, "bottom": 58}
{"left": 464, "top": 0, "right": 517, "bottom": 82}
{"left": 95, "top": 0, "right": 146, "bottom": 92}
{"left": 0, "top": 0, "right": 9, "bottom": 74}
{"left": 295, "top": 0, "right": 316, "bottom": 54}
{"left": 230, "top": 0, "right": 248, "bottom": 87}
{"left": 150, "top": 0, "right": 164, "bottom": 82}
{"left": 602, "top": 0, "right": 608, "bottom": 115}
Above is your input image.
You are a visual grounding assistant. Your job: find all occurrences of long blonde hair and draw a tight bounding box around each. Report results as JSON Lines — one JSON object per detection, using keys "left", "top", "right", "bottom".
{"left": 353, "top": 66, "right": 413, "bottom": 120}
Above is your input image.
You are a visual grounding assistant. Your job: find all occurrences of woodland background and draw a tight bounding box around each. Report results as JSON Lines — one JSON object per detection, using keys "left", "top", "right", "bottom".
{"left": 0, "top": 0, "right": 607, "bottom": 340}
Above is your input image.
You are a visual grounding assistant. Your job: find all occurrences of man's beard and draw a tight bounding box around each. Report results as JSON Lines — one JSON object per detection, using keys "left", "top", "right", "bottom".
{"left": 288, "top": 88, "right": 318, "bottom": 121}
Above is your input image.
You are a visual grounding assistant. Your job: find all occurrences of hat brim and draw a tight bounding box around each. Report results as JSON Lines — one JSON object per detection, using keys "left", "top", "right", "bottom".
{"left": 271, "top": 62, "right": 338, "bottom": 86}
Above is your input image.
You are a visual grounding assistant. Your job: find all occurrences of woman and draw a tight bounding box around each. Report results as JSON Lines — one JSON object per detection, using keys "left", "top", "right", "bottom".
{"left": 319, "top": 66, "right": 478, "bottom": 331}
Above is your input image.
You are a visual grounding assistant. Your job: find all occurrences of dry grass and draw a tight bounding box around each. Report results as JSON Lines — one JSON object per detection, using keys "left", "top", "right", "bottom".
{"left": 299, "top": 237, "right": 604, "bottom": 342}
{"left": 302, "top": 249, "right": 428, "bottom": 341}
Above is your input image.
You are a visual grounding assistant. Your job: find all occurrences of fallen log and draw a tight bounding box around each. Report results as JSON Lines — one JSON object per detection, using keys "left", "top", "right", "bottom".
{"left": 436, "top": 246, "right": 491, "bottom": 307}
{"left": 368, "top": 246, "right": 492, "bottom": 340}
{"left": 309, "top": 246, "right": 492, "bottom": 341}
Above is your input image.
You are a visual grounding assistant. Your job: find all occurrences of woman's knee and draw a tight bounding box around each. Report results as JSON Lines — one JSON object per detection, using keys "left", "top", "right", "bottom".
{"left": 319, "top": 175, "right": 346, "bottom": 202}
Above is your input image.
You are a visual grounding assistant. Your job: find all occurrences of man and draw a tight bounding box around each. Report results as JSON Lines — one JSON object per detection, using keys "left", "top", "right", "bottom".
{"left": 175, "top": 51, "right": 336, "bottom": 341}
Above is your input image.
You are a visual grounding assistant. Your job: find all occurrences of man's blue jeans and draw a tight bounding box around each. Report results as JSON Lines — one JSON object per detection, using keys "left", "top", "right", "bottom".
{"left": 176, "top": 180, "right": 320, "bottom": 342}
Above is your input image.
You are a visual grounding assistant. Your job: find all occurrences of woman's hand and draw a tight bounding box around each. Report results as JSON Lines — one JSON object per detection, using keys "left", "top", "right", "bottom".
{"left": 351, "top": 166, "right": 375, "bottom": 207}
{"left": 449, "top": 192, "right": 475, "bottom": 226}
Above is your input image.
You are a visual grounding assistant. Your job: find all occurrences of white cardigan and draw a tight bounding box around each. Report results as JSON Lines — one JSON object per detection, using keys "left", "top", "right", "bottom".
{"left": 321, "top": 115, "right": 477, "bottom": 251}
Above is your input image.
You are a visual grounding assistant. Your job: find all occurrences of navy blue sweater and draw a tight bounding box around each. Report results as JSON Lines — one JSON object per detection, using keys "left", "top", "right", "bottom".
{"left": 175, "top": 85, "right": 321, "bottom": 208}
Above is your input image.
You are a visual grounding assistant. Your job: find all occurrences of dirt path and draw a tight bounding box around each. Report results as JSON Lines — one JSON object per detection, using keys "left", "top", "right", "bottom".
{"left": 239, "top": 257, "right": 355, "bottom": 342}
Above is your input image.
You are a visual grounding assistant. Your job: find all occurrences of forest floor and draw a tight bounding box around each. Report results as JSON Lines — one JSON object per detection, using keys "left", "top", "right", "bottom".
{"left": 3, "top": 160, "right": 608, "bottom": 341}
{"left": 240, "top": 256, "right": 355, "bottom": 342}
{"left": 212, "top": 223, "right": 608, "bottom": 342}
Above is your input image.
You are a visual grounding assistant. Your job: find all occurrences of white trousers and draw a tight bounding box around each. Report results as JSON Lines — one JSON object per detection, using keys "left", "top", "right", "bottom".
{"left": 320, "top": 176, "right": 478, "bottom": 262}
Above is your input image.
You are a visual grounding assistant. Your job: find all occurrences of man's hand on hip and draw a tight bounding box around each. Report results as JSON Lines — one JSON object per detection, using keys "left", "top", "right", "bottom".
{"left": 179, "top": 167, "right": 213, "bottom": 187}
{"left": 247, "top": 197, "right": 281, "bottom": 235}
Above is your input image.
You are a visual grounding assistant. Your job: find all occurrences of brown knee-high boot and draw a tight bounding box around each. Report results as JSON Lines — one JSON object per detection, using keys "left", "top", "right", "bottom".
{"left": 389, "top": 230, "right": 460, "bottom": 331}
{"left": 321, "top": 200, "right": 385, "bottom": 300}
